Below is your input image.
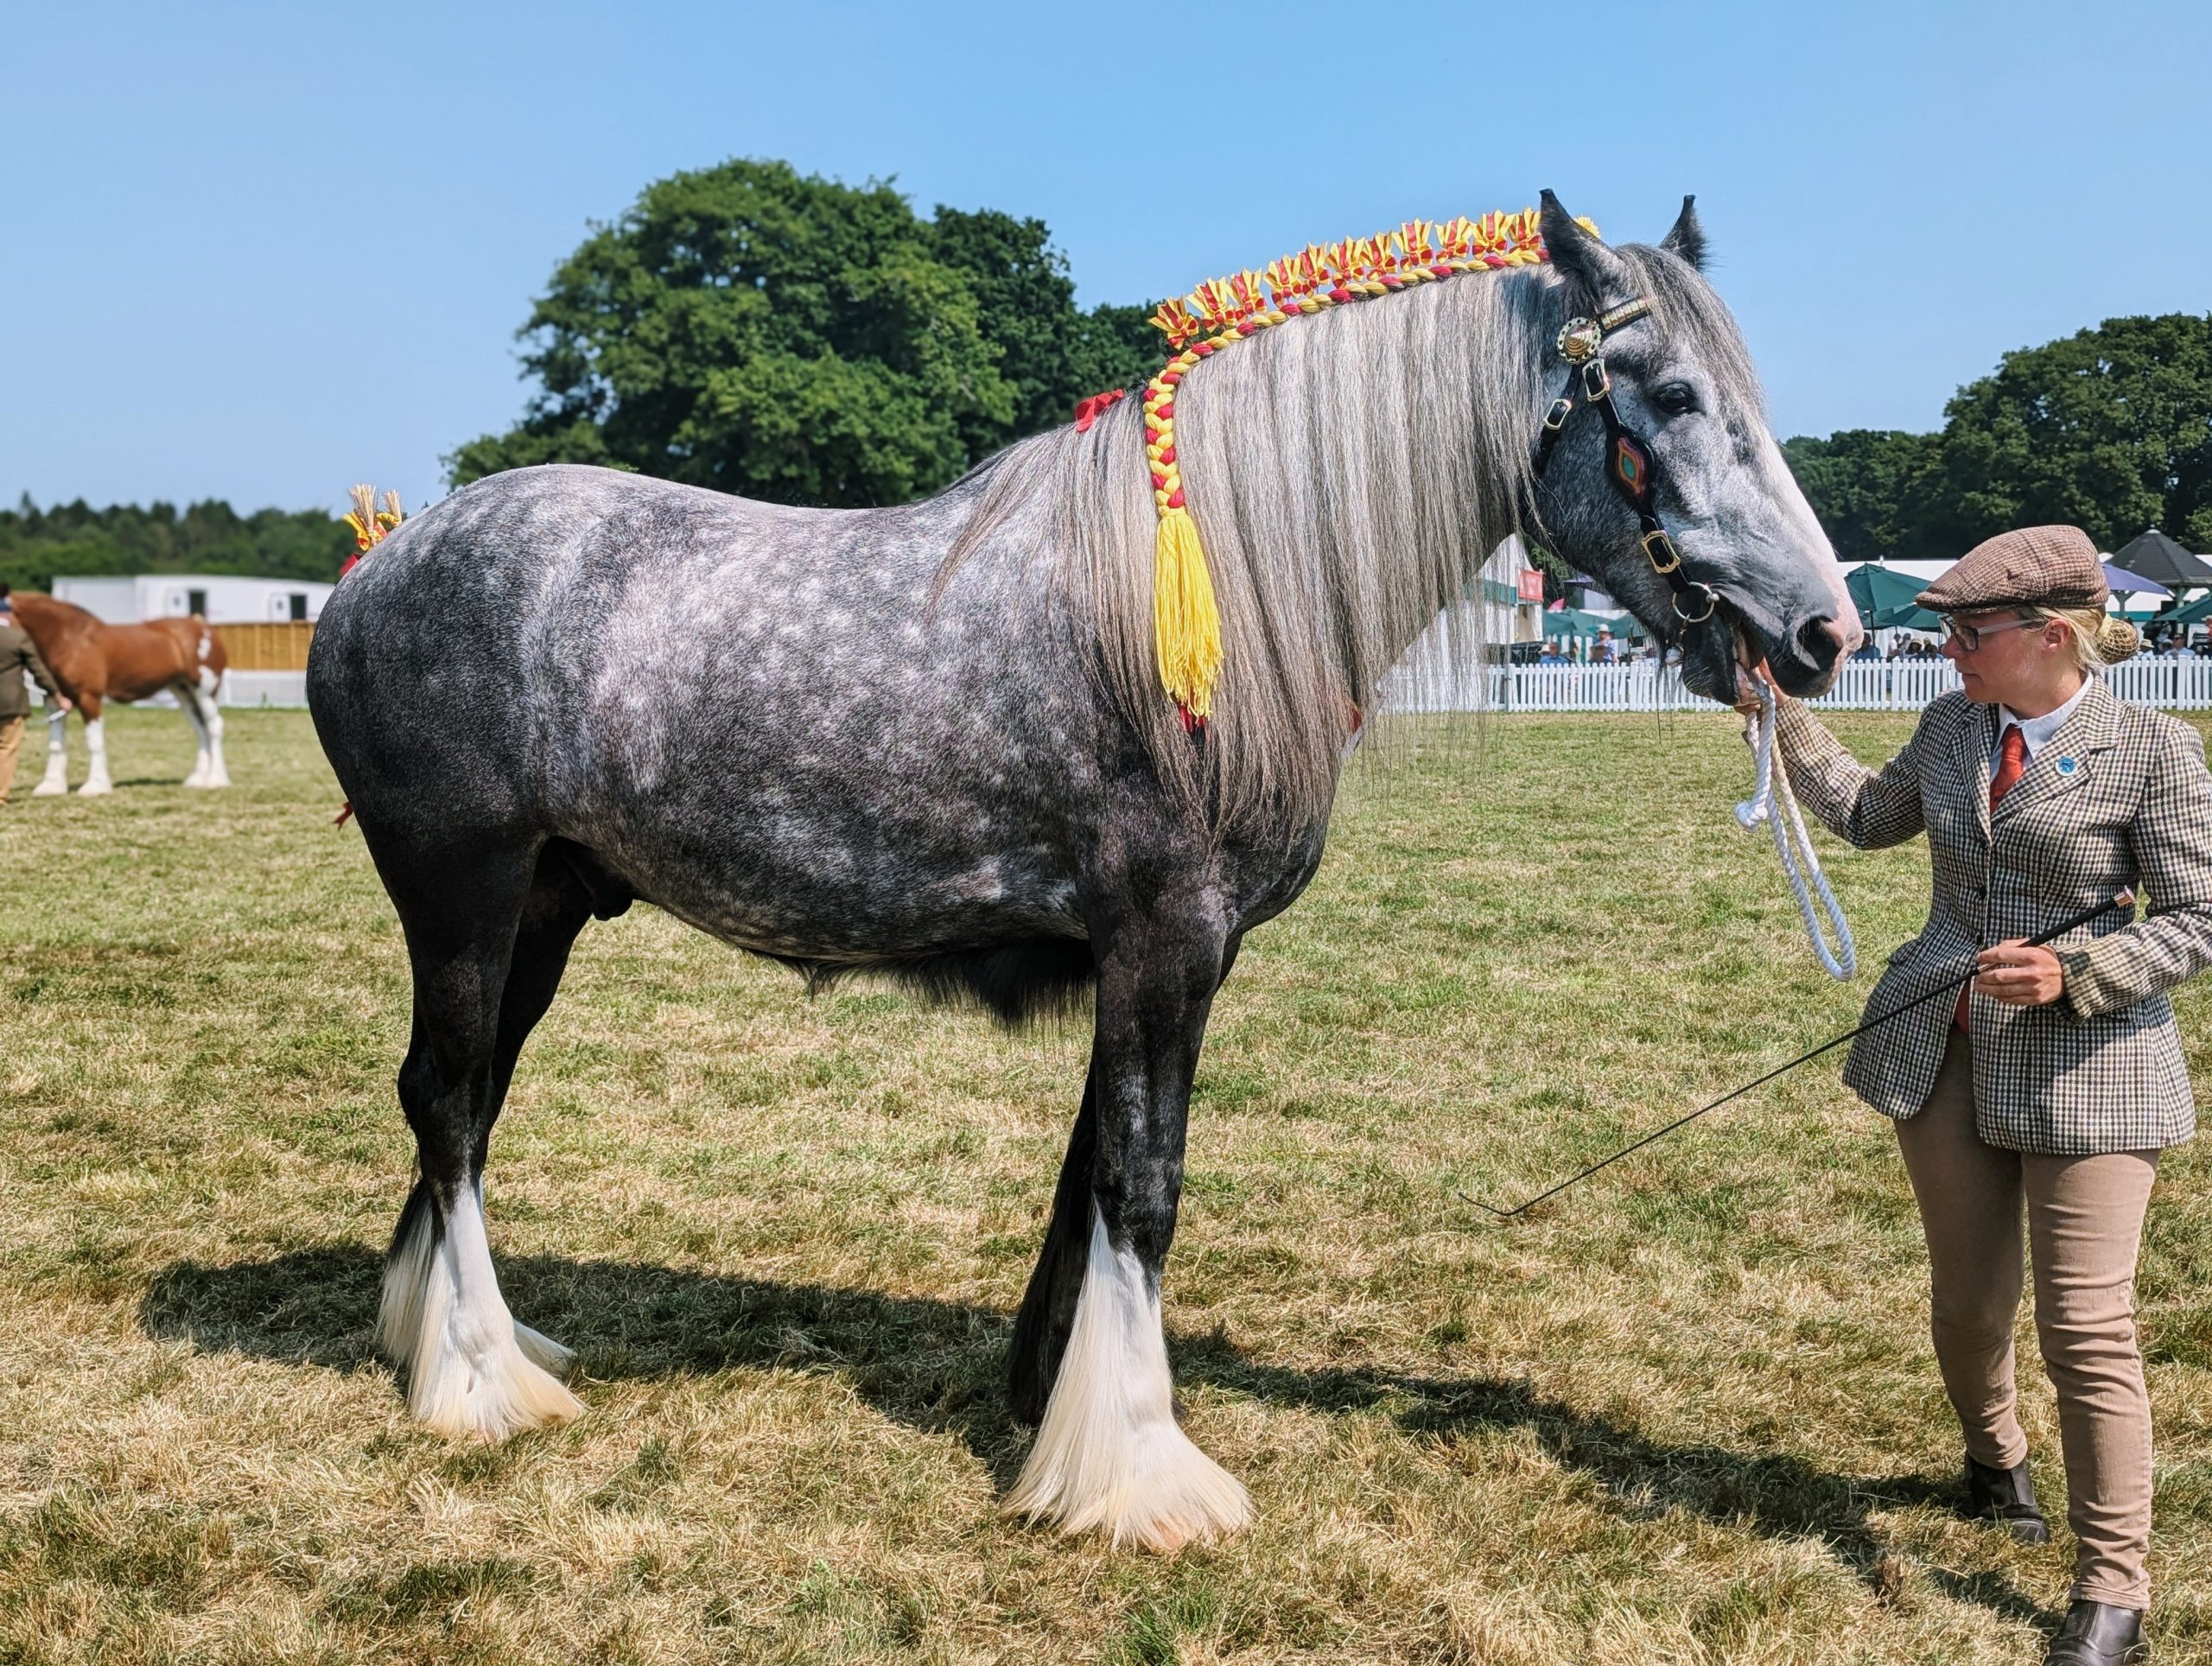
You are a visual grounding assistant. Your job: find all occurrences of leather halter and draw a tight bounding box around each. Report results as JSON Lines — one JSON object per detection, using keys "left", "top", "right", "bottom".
{"left": 1531, "top": 298, "right": 1717, "bottom": 626}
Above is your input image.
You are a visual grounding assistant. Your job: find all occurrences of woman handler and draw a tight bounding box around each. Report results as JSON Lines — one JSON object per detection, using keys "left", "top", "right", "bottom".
{"left": 1754, "top": 526, "right": 2212, "bottom": 1666}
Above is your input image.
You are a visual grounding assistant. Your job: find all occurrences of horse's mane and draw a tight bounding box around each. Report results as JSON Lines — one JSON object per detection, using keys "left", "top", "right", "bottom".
{"left": 950, "top": 234, "right": 1760, "bottom": 838}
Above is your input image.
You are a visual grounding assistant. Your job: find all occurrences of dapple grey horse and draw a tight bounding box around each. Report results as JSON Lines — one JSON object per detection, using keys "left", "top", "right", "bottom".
{"left": 308, "top": 194, "right": 1856, "bottom": 1550}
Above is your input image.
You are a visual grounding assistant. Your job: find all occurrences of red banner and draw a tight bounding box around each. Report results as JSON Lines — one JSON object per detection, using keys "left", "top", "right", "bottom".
{"left": 1516, "top": 569, "right": 1546, "bottom": 603}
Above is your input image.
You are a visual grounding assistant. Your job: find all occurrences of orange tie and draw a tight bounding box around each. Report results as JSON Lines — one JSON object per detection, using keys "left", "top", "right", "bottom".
{"left": 1955, "top": 724, "right": 2030, "bottom": 1029}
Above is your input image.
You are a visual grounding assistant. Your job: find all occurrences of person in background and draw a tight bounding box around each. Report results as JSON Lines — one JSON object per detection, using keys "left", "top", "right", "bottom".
{"left": 0, "top": 584, "right": 72, "bottom": 805}
{"left": 1591, "top": 629, "right": 1616, "bottom": 664}
{"left": 1744, "top": 528, "right": 2212, "bottom": 1666}
{"left": 1537, "top": 639, "right": 1565, "bottom": 666}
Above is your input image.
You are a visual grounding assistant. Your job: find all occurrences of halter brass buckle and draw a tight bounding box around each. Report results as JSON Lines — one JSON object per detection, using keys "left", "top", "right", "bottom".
{"left": 1556, "top": 317, "right": 1604, "bottom": 363}
{"left": 1641, "top": 529, "right": 1681, "bottom": 574}
{"left": 1541, "top": 396, "right": 1573, "bottom": 432}
{"left": 1672, "top": 582, "right": 1717, "bottom": 624}
{"left": 1580, "top": 359, "right": 1611, "bottom": 400}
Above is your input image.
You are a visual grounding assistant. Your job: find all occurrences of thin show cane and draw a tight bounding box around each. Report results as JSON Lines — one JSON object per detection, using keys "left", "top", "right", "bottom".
{"left": 1463, "top": 888, "right": 2137, "bottom": 1220}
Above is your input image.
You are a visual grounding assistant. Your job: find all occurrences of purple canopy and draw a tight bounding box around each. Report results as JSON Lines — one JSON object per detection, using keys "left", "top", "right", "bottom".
{"left": 2103, "top": 562, "right": 2172, "bottom": 600}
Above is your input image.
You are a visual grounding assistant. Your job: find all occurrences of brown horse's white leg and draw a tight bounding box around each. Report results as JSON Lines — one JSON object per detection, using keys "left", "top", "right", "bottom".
{"left": 79, "top": 716, "right": 113, "bottom": 796}
{"left": 196, "top": 673, "right": 230, "bottom": 787}
{"left": 179, "top": 677, "right": 228, "bottom": 788}
{"left": 179, "top": 687, "right": 212, "bottom": 787}
{"left": 32, "top": 708, "right": 69, "bottom": 796}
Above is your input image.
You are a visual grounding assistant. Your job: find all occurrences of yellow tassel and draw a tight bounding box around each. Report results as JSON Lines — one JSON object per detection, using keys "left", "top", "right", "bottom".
{"left": 1153, "top": 506, "right": 1224, "bottom": 721}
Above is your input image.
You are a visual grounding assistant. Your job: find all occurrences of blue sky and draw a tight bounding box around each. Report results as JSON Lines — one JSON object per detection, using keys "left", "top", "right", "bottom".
{"left": 4, "top": 0, "right": 2206, "bottom": 516}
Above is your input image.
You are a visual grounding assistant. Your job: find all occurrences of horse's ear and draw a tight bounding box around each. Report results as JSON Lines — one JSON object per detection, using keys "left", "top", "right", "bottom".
{"left": 1539, "top": 189, "right": 1630, "bottom": 305}
{"left": 1661, "top": 194, "right": 1708, "bottom": 272}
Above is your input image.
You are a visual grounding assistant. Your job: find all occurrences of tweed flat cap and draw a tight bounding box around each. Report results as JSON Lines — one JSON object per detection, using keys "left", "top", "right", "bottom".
{"left": 1916, "top": 525, "right": 2108, "bottom": 612}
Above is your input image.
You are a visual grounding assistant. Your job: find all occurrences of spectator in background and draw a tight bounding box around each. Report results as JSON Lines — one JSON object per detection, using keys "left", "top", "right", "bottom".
{"left": 0, "top": 584, "right": 72, "bottom": 807}
{"left": 1537, "top": 639, "right": 1565, "bottom": 665}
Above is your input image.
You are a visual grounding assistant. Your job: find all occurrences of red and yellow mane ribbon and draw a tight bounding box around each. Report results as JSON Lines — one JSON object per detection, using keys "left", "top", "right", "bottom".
{"left": 1135, "top": 208, "right": 1575, "bottom": 725}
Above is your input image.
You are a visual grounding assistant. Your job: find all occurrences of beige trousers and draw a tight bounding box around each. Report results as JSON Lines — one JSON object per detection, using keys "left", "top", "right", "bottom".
{"left": 1895, "top": 1029, "right": 2158, "bottom": 1608}
{"left": 0, "top": 715, "right": 22, "bottom": 805}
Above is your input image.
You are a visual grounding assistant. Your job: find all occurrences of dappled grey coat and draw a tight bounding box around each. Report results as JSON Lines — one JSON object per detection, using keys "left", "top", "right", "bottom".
{"left": 1776, "top": 677, "right": 2212, "bottom": 1153}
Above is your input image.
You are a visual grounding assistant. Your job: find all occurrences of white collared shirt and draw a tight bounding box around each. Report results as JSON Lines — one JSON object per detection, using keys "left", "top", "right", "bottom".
{"left": 1993, "top": 677, "right": 2090, "bottom": 769}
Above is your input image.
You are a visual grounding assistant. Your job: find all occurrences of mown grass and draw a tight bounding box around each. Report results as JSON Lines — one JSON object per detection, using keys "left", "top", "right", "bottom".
{"left": 2, "top": 706, "right": 2208, "bottom": 1664}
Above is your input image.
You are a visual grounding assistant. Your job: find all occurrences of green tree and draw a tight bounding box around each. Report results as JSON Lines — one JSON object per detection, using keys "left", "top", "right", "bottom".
{"left": 0, "top": 495, "right": 353, "bottom": 593}
{"left": 448, "top": 158, "right": 1163, "bottom": 507}
{"left": 1785, "top": 314, "right": 2212, "bottom": 561}
{"left": 1782, "top": 429, "right": 1947, "bottom": 563}
{"left": 1931, "top": 313, "right": 2212, "bottom": 550}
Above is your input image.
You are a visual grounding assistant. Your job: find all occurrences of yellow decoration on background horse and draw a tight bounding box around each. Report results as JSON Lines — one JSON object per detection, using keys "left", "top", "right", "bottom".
{"left": 341, "top": 485, "right": 405, "bottom": 577}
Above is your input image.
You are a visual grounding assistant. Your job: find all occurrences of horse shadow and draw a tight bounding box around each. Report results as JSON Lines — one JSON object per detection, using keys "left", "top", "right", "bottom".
{"left": 139, "top": 1247, "right": 2054, "bottom": 1627}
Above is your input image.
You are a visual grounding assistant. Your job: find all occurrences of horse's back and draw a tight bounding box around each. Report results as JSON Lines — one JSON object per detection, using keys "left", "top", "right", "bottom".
{"left": 308, "top": 463, "right": 1083, "bottom": 874}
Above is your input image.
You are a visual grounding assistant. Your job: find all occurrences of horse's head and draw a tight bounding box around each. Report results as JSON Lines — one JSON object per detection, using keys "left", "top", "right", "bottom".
{"left": 1529, "top": 193, "right": 1858, "bottom": 702}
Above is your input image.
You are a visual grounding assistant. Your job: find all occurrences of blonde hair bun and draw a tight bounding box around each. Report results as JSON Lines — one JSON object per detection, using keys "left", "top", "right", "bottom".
{"left": 2094, "top": 614, "right": 2142, "bottom": 664}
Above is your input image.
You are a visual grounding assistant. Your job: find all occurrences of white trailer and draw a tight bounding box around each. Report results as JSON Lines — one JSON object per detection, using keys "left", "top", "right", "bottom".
{"left": 51, "top": 573, "right": 334, "bottom": 626}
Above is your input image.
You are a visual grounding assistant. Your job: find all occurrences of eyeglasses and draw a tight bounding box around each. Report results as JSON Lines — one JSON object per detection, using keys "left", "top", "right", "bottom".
{"left": 1940, "top": 614, "right": 2039, "bottom": 652}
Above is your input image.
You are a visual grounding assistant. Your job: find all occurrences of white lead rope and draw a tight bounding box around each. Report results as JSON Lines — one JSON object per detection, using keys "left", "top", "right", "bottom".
{"left": 1736, "top": 678, "right": 1857, "bottom": 980}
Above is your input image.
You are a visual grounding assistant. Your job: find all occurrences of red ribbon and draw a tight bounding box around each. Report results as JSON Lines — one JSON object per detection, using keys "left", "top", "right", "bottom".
{"left": 1073, "top": 387, "right": 1128, "bottom": 432}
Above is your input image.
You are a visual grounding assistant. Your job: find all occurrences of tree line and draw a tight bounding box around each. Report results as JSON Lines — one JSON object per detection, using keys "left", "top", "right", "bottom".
{"left": 0, "top": 496, "right": 353, "bottom": 595}
{"left": 1782, "top": 312, "right": 2212, "bottom": 561}
{"left": 13, "top": 158, "right": 2208, "bottom": 587}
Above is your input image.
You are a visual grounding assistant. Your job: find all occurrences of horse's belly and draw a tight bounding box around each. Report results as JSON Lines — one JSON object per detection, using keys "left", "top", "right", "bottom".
{"left": 580, "top": 798, "right": 1087, "bottom": 961}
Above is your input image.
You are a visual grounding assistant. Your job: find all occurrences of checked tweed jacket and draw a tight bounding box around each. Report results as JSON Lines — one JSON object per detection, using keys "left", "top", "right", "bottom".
{"left": 1775, "top": 677, "right": 2212, "bottom": 1154}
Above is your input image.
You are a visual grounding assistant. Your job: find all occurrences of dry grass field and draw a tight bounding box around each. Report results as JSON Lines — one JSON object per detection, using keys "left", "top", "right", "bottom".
{"left": 3, "top": 706, "right": 2209, "bottom": 1665}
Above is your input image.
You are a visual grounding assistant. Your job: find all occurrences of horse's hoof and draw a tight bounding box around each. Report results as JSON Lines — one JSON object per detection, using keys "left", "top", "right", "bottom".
{"left": 78, "top": 781, "right": 113, "bottom": 797}
{"left": 31, "top": 781, "right": 67, "bottom": 797}
{"left": 411, "top": 1332, "right": 586, "bottom": 1442}
{"left": 1006, "top": 1405, "right": 1254, "bottom": 1552}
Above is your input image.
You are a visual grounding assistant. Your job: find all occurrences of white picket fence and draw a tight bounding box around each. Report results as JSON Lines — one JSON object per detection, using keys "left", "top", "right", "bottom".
{"left": 1382, "top": 655, "right": 2212, "bottom": 714}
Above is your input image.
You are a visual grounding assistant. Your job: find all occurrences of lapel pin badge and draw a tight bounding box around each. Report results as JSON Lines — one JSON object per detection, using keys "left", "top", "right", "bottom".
{"left": 2056, "top": 757, "right": 2079, "bottom": 775}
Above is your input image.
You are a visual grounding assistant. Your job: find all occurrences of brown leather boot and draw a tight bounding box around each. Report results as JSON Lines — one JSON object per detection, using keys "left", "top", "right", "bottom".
{"left": 2044, "top": 1599, "right": 2146, "bottom": 1664}
{"left": 1965, "top": 1454, "right": 2050, "bottom": 1543}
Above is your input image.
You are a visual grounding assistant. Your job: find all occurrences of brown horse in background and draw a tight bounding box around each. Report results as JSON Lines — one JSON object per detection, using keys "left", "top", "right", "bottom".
{"left": 12, "top": 593, "right": 232, "bottom": 794}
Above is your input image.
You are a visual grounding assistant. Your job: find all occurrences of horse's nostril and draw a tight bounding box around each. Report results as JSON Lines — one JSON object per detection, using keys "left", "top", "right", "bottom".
{"left": 1797, "top": 615, "right": 1850, "bottom": 668}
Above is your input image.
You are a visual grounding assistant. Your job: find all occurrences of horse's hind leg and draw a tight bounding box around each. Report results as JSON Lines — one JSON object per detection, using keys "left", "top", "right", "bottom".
{"left": 377, "top": 841, "right": 587, "bottom": 1440}
{"left": 193, "top": 669, "right": 229, "bottom": 786}
{"left": 31, "top": 707, "right": 68, "bottom": 796}
{"left": 476, "top": 844, "right": 610, "bottom": 1378}
{"left": 78, "top": 697, "right": 112, "bottom": 796}
{"left": 178, "top": 675, "right": 227, "bottom": 787}
{"left": 177, "top": 684, "right": 211, "bottom": 786}
{"left": 1005, "top": 899, "right": 1251, "bottom": 1551}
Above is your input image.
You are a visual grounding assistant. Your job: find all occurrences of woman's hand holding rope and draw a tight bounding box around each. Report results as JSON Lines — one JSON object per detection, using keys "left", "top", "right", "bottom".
{"left": 1738, "top": 658, "right": 2064, "bottom": 1008}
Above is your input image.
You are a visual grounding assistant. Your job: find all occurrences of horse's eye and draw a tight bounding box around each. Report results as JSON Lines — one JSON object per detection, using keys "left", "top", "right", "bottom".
{"left": 1652, "top": 381, "right": 1698, "bottom": 416}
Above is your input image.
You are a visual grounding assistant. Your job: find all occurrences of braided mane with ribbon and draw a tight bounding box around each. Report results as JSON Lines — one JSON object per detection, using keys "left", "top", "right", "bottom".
{"left": 1135, "top": 209, "right": 1578, "bottom": 728}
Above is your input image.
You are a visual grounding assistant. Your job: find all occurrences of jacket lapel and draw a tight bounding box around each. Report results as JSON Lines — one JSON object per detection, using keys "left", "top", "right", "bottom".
{"left": 1948, "top": 696, "right": 1997, "bottom": 848}
{"left": 1993, "top": 677, "right": 2121, "bottom": 823}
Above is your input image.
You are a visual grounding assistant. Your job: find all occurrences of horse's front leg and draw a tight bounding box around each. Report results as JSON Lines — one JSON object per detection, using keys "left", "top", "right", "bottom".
{"left": 1005, "top": 895, "right": 1251, "bottom": 1551}
{"left": 32, "top": 705, "right": 68, "bottom": 796}
{"left": 79, "top": 704, "right": 112, "bottom": 796}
